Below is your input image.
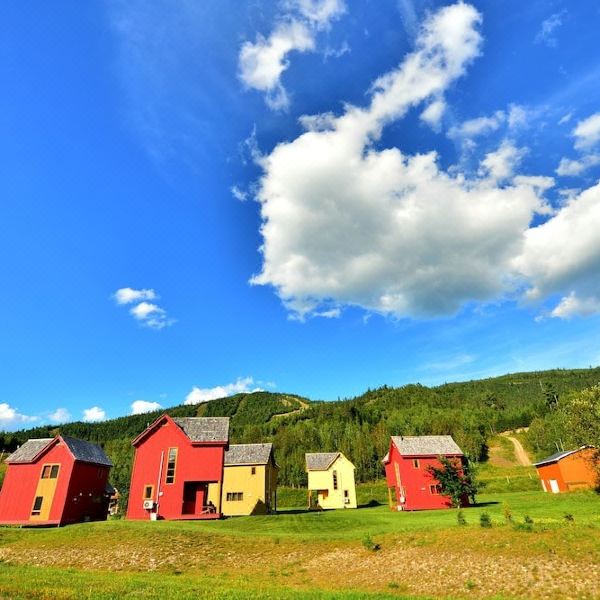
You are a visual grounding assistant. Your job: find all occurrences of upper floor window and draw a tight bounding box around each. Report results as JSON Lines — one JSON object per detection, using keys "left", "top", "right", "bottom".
{"left": 412, "top": 459, "right": 420, "bottom": 469}
{"left": 251, "top": 466, "right": 256, "bottom": 475}
{"left": 41, "top": 464, "right": 59, "bottom": 479}
{"left": 332, "top": 470, "right": 338, "bottom": 490}
{"left": 165, "top": 448, "right": 178, "bottom": 484}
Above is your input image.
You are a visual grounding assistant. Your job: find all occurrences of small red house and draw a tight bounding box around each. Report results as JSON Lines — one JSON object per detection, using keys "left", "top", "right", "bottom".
{"left": 383, "top": 435, "right": 468, "bottom": 511}
{"left": 534, "top": 446, "right": 598, "bottom": 493}
{"left": 0, "top": 435, "right": 113, "bottom": 526}
{"left": 127, "top": 414, "right": 229, "bottom": 521}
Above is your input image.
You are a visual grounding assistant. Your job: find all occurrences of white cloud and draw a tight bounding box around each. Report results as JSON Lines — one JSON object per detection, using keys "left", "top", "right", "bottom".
{"left": 550, "top": 292, "right": 600, "bottom": 320}
{"left": 558, "top": 112, "right": 572, "bottom": 125}
{"left": 478, "top": 140, "right": 527, "bottom": 182}
{"left": 448, "top": 111, "right": 504, "bottom": 140}
{"left": 49, "top": 408, "right": 71, "bottom": 423}
{"left": 131, "top": 400, "right": 163, "bottom": 415}
{"left": 239, "top": 21, "right": 314, "bottom": 110}
{"left": 573, "top": 112, "right": 600, "bottom": 150}
{"left": 231, "top": 185, "right": 248, "bottom": 201}
{"left": 534, "top": 11, "right": 566, "bottom": 48}
{"left": 114, "top": 287, "right": 157, "bottom": 305}
{"left": 420, "top": 98, "right": 446, "bottom": 131}
{"left": 556, "top": 154, "right": 600, "bottom": 176}
{"left": 292, "top": 0, "right": 346, "bottom": 28}
{"left": 0, "top": 403, "right": 38, "bottom": 429}
{"left": 114, "top": 288, "right": 175, "bottom": 330}
{"left": 239, "top": 1, "right": 346, "bottom": 109}
{"left": 514, "top": 181, "right": 600, "bottom": 317}
{"left": 83, "top": 406, "right": 106, "bottom": 422}
{"left": 252, "top": 4, "right": 553, "bottom": 318}
{"left": 184, "top": 377, "right": 263, "bottom": 405}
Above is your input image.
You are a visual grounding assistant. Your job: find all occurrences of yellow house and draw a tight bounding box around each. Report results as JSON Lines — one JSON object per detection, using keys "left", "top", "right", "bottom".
{"left": 306, "top": 452, "right": 357, "bottom": 510}
{"left": 221, "top": 443, "right": 278, "bottom": 516}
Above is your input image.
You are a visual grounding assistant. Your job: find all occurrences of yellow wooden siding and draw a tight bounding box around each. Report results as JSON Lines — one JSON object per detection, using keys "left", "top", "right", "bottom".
{"left": 221, "top": 464, "right": 277, "bottom": 516}
{"left": 29, "top": 465, "right": 60, "bottom": 521}
{"left": 307, "top": 453, "right": 357, "bottom": 509}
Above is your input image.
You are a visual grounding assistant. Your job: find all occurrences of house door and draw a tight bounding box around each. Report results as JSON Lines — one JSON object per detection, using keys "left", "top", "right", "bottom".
{"left": 182, "top": 482, "right": 207, "bottom": 515}
{"left": 549, "top": 479, "right": 560, "bottom": 494}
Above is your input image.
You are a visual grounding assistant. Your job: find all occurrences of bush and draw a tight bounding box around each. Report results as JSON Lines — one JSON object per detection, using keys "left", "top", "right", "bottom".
{"left": 361, "top": 533, "right": 381, "bottom": 551}
{"left": 479, "top": 512, "right": 492, "bottom": 528}
{"left": 564, "top": 513, "right": 574, "bottom": 523}
{"left": 457, "top": 510, "right": 467, "bottom": 526}
{"left": 502, "top": 502, "right": 513, "bottom": 523}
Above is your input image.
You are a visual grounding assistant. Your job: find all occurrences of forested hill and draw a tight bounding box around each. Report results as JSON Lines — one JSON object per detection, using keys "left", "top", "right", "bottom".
{"left": 2, "top": 368, "right": 600, "bottom": 506}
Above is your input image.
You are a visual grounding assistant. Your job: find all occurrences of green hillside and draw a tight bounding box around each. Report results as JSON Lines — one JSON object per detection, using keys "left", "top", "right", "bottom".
{"left": 2, "top": 367, "right": 599, "bottom": 508}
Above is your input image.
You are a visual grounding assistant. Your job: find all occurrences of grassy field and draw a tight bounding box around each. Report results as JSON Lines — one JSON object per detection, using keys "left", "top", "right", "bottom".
{"left": 0, "top": 466, "right": 598, "bottom": 600}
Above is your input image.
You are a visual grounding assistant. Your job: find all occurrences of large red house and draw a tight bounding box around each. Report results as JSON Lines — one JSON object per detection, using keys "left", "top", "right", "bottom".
{"left": 382, "top": 435, "right": 468, "bottom": 511}
{"left": 127, "top": 414, "right": 229, "bottom": 520}
{"left": 0, "top": 435, "right": 113, "bottom": 526}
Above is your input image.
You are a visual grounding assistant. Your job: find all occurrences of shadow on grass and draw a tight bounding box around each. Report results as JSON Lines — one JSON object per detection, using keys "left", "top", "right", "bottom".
{"left": 471, "top": 501, "right": 500, "bottom": 507}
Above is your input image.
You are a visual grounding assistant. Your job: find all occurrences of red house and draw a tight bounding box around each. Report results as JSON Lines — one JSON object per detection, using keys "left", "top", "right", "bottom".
{"left": 0, "top": 435, "right": 113, "bottom": 526}
{"left": 382, "top": 435, "right": 468, "bottom": 511}
{"left": 127, "top": 414, "right": 229, "bottom": 521}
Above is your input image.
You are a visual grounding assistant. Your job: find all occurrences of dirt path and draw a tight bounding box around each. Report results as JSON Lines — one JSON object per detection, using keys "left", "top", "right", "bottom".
{"left": 501, "top": 433, "right": 532, "bottom": 466}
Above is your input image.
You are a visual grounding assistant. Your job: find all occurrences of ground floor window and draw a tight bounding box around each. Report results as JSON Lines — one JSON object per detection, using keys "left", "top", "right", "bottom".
{"left": 429, "top": 484, "right": 442, "bottom": 495}
{"left": 226, "top": 492, "right": 243, "bottom": 501}
{"left": 143, "top": 485, "right": 154, "bottom": 500}
{"left": 31, "top": 496, "right": 43, "bottom": 516}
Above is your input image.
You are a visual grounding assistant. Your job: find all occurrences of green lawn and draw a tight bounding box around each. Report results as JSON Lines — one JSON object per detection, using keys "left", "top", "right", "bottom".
{"left": 0, "top": 470, "right": 598, "bottom": 600}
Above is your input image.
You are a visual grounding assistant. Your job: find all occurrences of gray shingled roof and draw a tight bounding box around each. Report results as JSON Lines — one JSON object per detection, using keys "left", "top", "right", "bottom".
{"left": 306, "top": 452, "right": 340, "bottom": 471}
{"left": 391, "top": 435, "right": 464, "bottom": 456}
{"left": 62, "top": 436, "right": 113, "bottom": 467}
{"left": 173, "top": 417, "right": 229, "bottom": 442}
{"left": 5, "top": 439, "right": 53, "bottom": 463}
{"left": 225, "top": 443, "right": 273, "bottom": 465}
{"left": 5, "top": 436, "right": 112, "bottom": 467}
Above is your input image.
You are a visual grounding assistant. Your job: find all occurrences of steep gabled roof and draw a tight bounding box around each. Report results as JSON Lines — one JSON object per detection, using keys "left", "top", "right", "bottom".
{"left": 6, "top": 436, "right": 112, "bottom": 467}
{"left": 225, "top": 443, "right": 273, "bottom": 466}
{"left": 5, "top": 439, "right": 53, "bottom": 463}
{"left": 132, "top": 414, "right": 230, "bottom": 446}
{"left": 173, "top": 417, "right": 229, "bottom": 443}
{"left": 61, "top": 436, "right": 112, "bottom": 467}
{"left": 306, "top": 452, "right": 340, "bottom": 471}
{"left": 391, "top": 435, "right": 464, "bottom": 457}
{"left": 533, "top": 445, "right": 595, "bottom": 467}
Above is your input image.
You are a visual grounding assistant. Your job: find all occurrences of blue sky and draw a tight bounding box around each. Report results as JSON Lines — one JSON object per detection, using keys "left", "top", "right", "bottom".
{"left": 2, "top": 0, "right": 600, "bottom": 429}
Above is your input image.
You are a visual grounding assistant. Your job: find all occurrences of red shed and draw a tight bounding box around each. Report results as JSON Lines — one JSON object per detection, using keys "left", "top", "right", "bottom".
{"left": 0, "top": 435, "right": 113, "bottom": 526}
{"left": 383, "top": 435, "right": 468, "bottom": 511}
{"left": 127, "top": 414, "right": 229, "bottom": 521}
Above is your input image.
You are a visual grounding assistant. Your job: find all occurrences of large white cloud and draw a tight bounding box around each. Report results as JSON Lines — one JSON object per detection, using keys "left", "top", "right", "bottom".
{"left": 184, "top": 377, "right": 263, "bottom": 405}
{"left": 513, "top": 181, "right": 600, "bottom": 314}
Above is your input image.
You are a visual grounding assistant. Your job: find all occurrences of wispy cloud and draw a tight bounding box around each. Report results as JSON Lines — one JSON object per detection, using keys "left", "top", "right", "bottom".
{"left": 534, "top": 11, "right": 566, "bottom": 48}
{"left": 184, "top": 377, "right": 263, "bottom": 405}
{"left": 49, "top": 408, "right": 71, "bottom": 424}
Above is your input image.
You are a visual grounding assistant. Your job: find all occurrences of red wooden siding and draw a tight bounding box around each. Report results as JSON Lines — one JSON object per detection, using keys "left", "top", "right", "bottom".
{"left": 127, "top": 416, "right": 226, "bottom": 520}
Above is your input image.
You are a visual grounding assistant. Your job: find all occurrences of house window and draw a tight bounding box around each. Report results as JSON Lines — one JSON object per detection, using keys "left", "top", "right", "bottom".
{"left": 165, "top": 448, "right": 178, "bottom": 484}
{"left": 412, "top": 459, "right": 420, "bottom": 469}
{"left": 251, "top": 467, "right": 256, "bottom": 475}
{"left": 429, "top": 484, "right": 442, "bottom": 495}
{"left": 226, "top": 492, "right": 243, "bottom": 501}
{"left": 332, "top": 470, "right": 338, "bottom": 490}
{"left": 143, "top": 485, "right": 154, "bottom": 500}
{"left": 31, "top": 496, "right": 43, "bottom": 516}
{"left": 344, "top": 490, "right": 349, "bottom": 498}
{"left": 41, "top": 465, "right": 59, "bottom": 479}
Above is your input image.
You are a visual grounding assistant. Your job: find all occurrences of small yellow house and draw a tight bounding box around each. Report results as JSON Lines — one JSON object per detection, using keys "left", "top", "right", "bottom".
{"left": 306, "top": 452, "right": 357, "bottom": 510}
{"left": 221, "top": 443, "right": 278, "bottom": 516}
